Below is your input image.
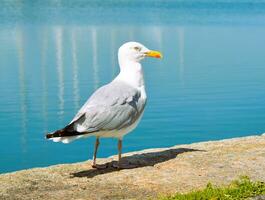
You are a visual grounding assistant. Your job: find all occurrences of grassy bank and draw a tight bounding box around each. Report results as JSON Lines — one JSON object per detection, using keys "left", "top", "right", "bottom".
{"left": 162, "top": 177, "right": 265, "bottom": 200}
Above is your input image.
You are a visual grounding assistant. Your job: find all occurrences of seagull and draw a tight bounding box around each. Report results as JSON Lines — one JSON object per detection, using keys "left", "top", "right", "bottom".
{"left": 46, "top": 41, "right": 162, "bottom": 169}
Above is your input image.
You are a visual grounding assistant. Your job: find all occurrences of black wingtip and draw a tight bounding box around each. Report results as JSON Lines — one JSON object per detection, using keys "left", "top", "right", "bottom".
{"left": 46, "top": 133, "right": 53, "bottom": 139}
{"left": 46, "top": 129, "right": 64, "bottom": 139}
{"left": 45, "top": 128, "right": 81, "bottom": 139}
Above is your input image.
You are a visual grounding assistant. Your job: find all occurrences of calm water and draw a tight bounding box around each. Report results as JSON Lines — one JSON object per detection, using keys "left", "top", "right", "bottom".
{"left": 1, "top": 0, "right": 265, "bottom": 173}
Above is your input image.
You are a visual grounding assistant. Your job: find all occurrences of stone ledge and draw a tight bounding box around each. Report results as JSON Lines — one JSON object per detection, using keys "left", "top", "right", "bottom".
{"left": 1, "top": 134, "right": 265, "bottom": 200}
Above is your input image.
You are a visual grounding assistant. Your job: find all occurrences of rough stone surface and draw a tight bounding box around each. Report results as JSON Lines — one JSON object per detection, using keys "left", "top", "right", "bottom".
{"left": 0, "top": 134, "right": 265, "bottom": 200}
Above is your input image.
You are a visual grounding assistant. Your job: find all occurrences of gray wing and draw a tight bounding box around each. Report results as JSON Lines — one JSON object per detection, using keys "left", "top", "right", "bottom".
{"left": 70, "top": 81, "right": 146, "bottom": 133}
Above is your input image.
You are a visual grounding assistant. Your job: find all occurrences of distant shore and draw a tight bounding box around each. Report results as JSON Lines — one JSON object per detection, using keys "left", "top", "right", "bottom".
{"left": 1, "top": 134, "right": 265, "bottom": 200}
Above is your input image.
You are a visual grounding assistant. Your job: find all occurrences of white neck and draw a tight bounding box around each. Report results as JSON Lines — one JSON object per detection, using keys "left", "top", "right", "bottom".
{"left": 115, "top": 60, "right": 145, "bottom": 88}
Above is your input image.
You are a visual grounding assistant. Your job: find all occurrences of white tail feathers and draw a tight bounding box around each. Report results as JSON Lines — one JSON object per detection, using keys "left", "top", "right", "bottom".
{"left": 49, "top": 135, "right": 84, "bottom": 144}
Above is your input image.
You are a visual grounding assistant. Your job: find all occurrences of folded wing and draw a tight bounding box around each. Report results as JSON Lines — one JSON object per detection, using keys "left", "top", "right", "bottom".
{"left": 70, "top": 81, "right": 146, "bottom": 134}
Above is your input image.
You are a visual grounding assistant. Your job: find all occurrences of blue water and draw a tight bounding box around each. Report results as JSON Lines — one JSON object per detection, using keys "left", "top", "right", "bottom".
{"left": 1, "top": 0, "right": 265, "bottom": 173}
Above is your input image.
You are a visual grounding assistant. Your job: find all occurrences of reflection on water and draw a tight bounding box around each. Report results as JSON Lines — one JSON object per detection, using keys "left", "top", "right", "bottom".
{"left": 41, "top": 28, "right": 48, "bottom": 132}
{"left": 178, "top": 27, "right": 185, "bottom": 85}
{"left": 55, "top": 26, "right": 64, "bottom": 121}
{"left": 91, "top": 28, "right": 99, "bottom": 90}
{"left": 1, "top": 1, "right": 265, "bottom": 173}
{"left": 71, "top": 29, "right": 80, "bottom": 110}
{"left": 16, "top": 28, "right": 28, "bottom": 154}
{"left": 110, "top": 29, "right": 117, "bottom": 78}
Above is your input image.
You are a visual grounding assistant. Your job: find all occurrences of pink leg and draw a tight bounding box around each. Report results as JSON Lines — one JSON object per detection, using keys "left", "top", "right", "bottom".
{"left": 92, "top": 137, "right": 107, "bottom": 169}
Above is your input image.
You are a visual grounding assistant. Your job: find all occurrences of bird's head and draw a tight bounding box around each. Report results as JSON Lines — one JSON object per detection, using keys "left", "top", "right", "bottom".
{"left": 118, "top": 41, "right": 163, "bottom": 64}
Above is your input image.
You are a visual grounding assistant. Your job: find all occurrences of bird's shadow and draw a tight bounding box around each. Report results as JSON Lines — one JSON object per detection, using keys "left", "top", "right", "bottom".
{"left": 71, "top": 147, "right": 204, "bottom": 178}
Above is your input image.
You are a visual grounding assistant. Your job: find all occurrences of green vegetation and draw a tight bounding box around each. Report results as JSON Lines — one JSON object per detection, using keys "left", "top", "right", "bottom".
{"left": 161, "top": 176, "right": 265, "bottom": 200}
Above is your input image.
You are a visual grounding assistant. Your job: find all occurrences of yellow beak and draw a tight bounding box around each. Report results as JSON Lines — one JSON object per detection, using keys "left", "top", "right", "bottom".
{"left": 145, "top": 50, "right": 163, "bottom": 59}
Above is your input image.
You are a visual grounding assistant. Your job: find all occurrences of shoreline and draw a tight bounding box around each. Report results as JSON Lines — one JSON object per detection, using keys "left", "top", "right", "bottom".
{"left": 2, "top": 134, "right": 264, "bottom": 175}
{"left": 1, "top": 134, "right": 265, "bottom": 199}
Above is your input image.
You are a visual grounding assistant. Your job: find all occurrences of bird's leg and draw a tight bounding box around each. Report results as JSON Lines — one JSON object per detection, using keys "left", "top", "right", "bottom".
{"left": 112, "top": 139, "right": 136, "bottom": 169}
{"left": 92, "top": 137, "right": 107, "bottom": 169}
{"left": 92, "top": 137, "right": 99, "bottom": 166}
{"left": 118, "top": 139, "right": 122, "bottom": 168}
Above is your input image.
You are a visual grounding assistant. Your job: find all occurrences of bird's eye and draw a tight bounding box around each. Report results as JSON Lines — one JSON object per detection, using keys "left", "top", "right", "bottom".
{"left": 133, "top": 46, "right": 141, "bottom": 51}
